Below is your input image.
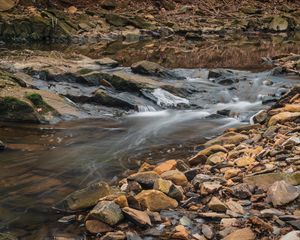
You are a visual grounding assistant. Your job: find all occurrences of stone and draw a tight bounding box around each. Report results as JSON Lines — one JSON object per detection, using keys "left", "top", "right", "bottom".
{"left": 280, "top": 231, "right": 300, "bottom": 240}
{"left": 250, "top": 110, "right": 268, "bottom": 124}
{"left": 161, "top": 170, "right": 188, "bottom": 186}
{"left": 90, "top": 201, "right": 124, "bottom": 226}
{"left": 200, "top": 181, "right": 222, "bottom": 195}
{"left": 260, "top": 208, "right": 285, "bottom": 218}
{"left": 188, "top": 153, "right": 207, "bottom": 166}
{"left": 85, "top": 220, "right": 113, "bottom": 234}
{"left": 269, "top": 16, "right": 289, "bottom": 32}
{"left": 0, "top": 140, "right": 5, "bottom": 151}
{"left": 127, "top": 171, "right": 160, "bottom": 188}
{"left": 0, "top": 0, "right": 17, "bottom": 12}
{"left": 198, "top": 212, "right": 229, "bottom": 219}
{"left": 224, "top": 168, "right": 241, "bottom": 180}
{"left": 205, "top": 132, "right": 248, "bottom": 147}
{"left": 97, "top": 58, "right": 119, "bottom": 68}
{"left": 220, "top": 218, "right": 238, "bottom": 228}
{"left": 122, "top": 207, "right": 151, "bottom": 226}
{"left": 135, "top": 190, "right": 178, "bottom": 211}
{"left": 114, "top": 195, "right": 128, "bottom": 208}
{"left": 232, "top": 183, "right": 252, "bottom": 199}
{"left": 222, "top": 228, "right": 256, "bottom": 240}
{"left": 235, "top": 156, "right": 256, "bottom": 167}
{"left": 101, "top": 231, "right": 126, "bottom": 240}
{"left": 101, "top": 0, "right": 117, "bottom": 10}
{"left": 153, "top": 178, "right": 172, "bottom": 193}
{"left": 168, "top": 184, "right": 185, "bottom": 201}
{"left": 185, "top": 168, "right": 202, "bottom": 181}
{"left": 192, "top": 174, "right": 225, "bottom": 189}
{"left": 172, "top": 225, "right": 189, "bottom": 240}
{"left": 207, "top": 152, "right": 227, "bottom": 165}
{"left": 58, "top": 182, "right": 113, "bottom": 211}
{"left": 267, "top": 180, "right": 299, "bottom": 206}
{"left": 202, "top": 224, "right": 214, "bottom": 239}
{"left": 226, "top": 199, "right": 244, "bottom": 215}
{"left": 284, "top": 104, "right": 300, "bottom": 112}
{"left": 153, "top": 160, "right": 177, "bottom": 174}
{"left": 195, "top": 145, "right": 228, "bottom": 157}
{"left": 268, "top": 112, "right": 300, "bottom": 126}
{"left": 244, "top": 172, "right": 300, "bottom": 190}
{"left": 122, "top": 29, "right": 141, "bottom": 42}
{"left": 131, "top": 60, "right": 171, "bottom": 78}
{"left": 208, "top": 197, "right": 227, "bottom": 212}
{"left": 67, "top": 6, "right": 77, "bottom": 14}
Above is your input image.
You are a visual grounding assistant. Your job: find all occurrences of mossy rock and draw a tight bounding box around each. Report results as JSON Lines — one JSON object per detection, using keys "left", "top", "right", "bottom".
{"left": 0, "top": 233, "right": 17, "bottom": 240}
{"left": 25, "top": 92, "right": 58, "bottom": 115}
{"left": 0, "top": 96, "right": 41, "bottom": 123}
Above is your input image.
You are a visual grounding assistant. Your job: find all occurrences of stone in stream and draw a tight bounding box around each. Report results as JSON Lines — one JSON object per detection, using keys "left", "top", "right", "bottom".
{"left": 267, "top": 180, "right": 299, "bottom": 206}
{"left": 268, "top": 112, "right": 300, "bottom": 126}
{"left": 89, "top": 201, "right": 124, "bottom": 226}
{"left": 122, "top": 207, "right": 151, "bottom": 226}
{"left": 153, "top": 159, "right": 177, "bottom": 174}
{"left": 204, "top": 132, "right": 249, "bottom": 147}
{"left": 0, "top": 141, "right": 5, "bottom": 151}
{"left": 135, "top": 190, "right": 178, "bottom": 211}
{"left": 127, "top": 171, "right": 160, "bottom": 188}
{"left": 222, "top": 228, "right": 256, "bottom": 240}
{"left": 96, "top": 57, "right": 119, "bottom": 67}
{"left": 131, "top": 60, "right": 175, "bottom": 78}
{"left": 85, "top": 220, "right": 113, "bottom": 234}
{"left": 57, "top": 182, "right": 114, "bottom": 211}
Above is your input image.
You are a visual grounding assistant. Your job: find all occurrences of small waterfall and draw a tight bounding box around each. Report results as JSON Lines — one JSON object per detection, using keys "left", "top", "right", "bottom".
{"left": 152, "top": 88, "right": 190, "bottom": 107}
{"left": 137, "top": 105, "right": 157, "bottom": 112}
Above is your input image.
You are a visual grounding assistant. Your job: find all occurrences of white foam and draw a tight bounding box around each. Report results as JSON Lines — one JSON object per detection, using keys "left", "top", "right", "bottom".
{"left": 152, "top": 88, "right": 190, "bottom": 107}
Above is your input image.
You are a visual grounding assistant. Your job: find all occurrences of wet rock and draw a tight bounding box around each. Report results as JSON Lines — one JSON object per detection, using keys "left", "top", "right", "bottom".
{"left": 96, "top": 58, "right": 119, "bottom": 68}
{"left": 85, "top": 220, "right": 113, "bottom": 234}
{"left": 122, "top": 207, "right": 151, "bottom": 226}
{"left": 280, "top": 231, "right": 300, "bottom": 240}
{"left": 250, "top": 110, "right": 268, "bottom": 124}
{"left": 208, "top": 197, "right": 227, "bottom": 212}
{"left": 267, "top": 180, "right": 299, "bottom": 206}
{"left": 131, "top": 60, "right": 172, "bottom": 78}
{"left": 222, "top": 228, "right": 256, "bottom": 240}
{"left": 204, "top": 132, "right": 249, "bottom": 147}
{"left": 244, "top": 172, "right": 300, "bottom": 190}
{"left": 101, "top": 0, "right": 117, "bottom": 10}
{"left": 153, "top": 160, "right": 177, "bottom": 174}
{"left": 90, "top": 201, "right": 124, "bottom": 226}
{"left": 101, "top": 231, "right": 126, "bottom": 240}
{"left": 58, "top": 182, "right": 113, "bottom": 211}
{"left": 268, "top": 112, "right": 300, "bottom": 126}
{"left": 127, "top": 171, "right": 160, "bottom": 188}
{"left": 202, "top": 224, "right": 214, "bottom": 239}
{"left": 161, "top": 170, "right": 188, "bottom": 186}
{"left": 0, "top": 140, "right": 5, "bottom": 151}
{"left": 0, "top": 0, "right": 17, "bottom": 12}
{"left": 135, "top": 190, "right": 178, "bottom": 211}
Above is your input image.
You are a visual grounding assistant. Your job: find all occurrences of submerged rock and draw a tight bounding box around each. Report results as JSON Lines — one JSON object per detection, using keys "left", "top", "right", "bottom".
{"left": 57, "top": 182, "right": 113, "bottom": 211}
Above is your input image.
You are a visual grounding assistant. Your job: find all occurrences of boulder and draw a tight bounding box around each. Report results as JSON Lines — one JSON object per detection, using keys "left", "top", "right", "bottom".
{"left": 131, "top": 61, "right": 173, "bottom": 78}
{"left": 153, "top": 160, "right": 177, "bottom": 174}
{"left": 135, "top": 190, "right": 178, "bottom": 211}
{"left": 0, "top": 0, "right": 17, "bottom": 12}
{"left": 267, "top": 180, "right": 299, "bottom": 206}
{"left": 58, "top": 182, "right": 113, "bottom": 211}
{"left": 122, "top": 207, "right": 151, "bottom": 226}
{"left": 222, "top": 228, "right": 256, "bottom": 240}
{"left": 90, "top": 201, "right": 124, "bottom": 226}
{"left": 161, "top": 170, "right": 188, "bottom": 186}
{"left": 268, "top": 112, "right": 300, "bottom": 126}
{"left": 153, "top": 178, "right": 184, "bottom": 201}
{"left": 127, "top": 171, "right": 160, "bottom": 188}
{"left": 96, "top": 58, "right": 119, "bottom": 68}
{"left": 269, "top": 16, "right": 290, "bottom": 32}
{"left": 205, "top": 132, "right": 249, "bottom": 147}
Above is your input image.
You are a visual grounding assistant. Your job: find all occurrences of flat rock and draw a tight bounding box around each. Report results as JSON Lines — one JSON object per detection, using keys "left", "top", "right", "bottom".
{"left": 235, "top": 156, "right": 256, "bottom": 167}
{"left": 267, "top": 180, "right": 299, "bottom": 206}
{"left": 207, "top": 152, "right": 227, "bottom": 165}
{"left": 200, "top": 181, "right": 222, "bottom": 195}
{"left": 205, "top": 132, "right": 248, "bottom": 147}
{"left": 161, "top": 170, "right": 188, "bottom": 186}
{"left": 127, "top": 171, "right": 160, "bottom": 188}
{"left": 222, "top": 228, "right": 256, "bottom": 240}
{"left": 85, "top": 220, "right": 113, "bottom": 234}
{"left": 208, "top": 197, "right": 227, "bottom": 212}
{"left": 153, "top": 160, "right": 177, "bottom": 174}
{"left": 135, "top": 190, "right": 178, "bottom": 211}
{"left": 101, "top": 231, "right": 126, "bottom": 240}
{"left": 226, "top": 199, "right": 244, "bottom": 214}
{"left": 96, "top": 58, "right": 119, "bottom": 67}
{"left": 90, "top": 201, "right": 124, "bottom": 226}
{"left": 268, "top": 112, "right": 300, "bottom": 126}
{"left": 122, "top": 207, "right": 151, "bottom": 226}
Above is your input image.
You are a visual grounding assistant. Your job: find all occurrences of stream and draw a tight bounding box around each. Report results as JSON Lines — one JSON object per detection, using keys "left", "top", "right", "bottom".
{"left": 1, "top": 39, "right": 300, "bottom": 239}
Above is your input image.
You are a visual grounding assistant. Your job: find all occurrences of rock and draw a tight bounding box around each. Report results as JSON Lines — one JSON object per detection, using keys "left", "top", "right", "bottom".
{"left": 226, "top": 199, "right": 244, "bottom": 215}
{"left": 232, "top": 183, "right": 252, "bottom": 199}
{"left": 127, "top": 171, "right": 160, "bottom": 188}
{"left": 101, "top": 0, "right": 117, "bottom": 10}
{"left": 250, "top": 110, "right": 268, "bottom": 124}
{"left": 260, "top": 208, "right": 285, "bottom": 218}
{"left": 105, "top": 13, "right": 129, "bottom": 27}
{"left": 280, "top": 231, "right": 300, "bottom": 240}
{"left": 202, "top": 224, "right": 214, "bottom": 239}
{"left": 207, "top": 152, "right": 227, "bottom": 165}
{"left": 235, "top": 156, "right": 256, "bottom": 167}
{"left": 58, "top": 182, "right": 113, "bottom": 211}
{"left": 224, "top": 168, "right": 241, "bottom": 180}
{"left": 90, "top": 201, "right": 124, "bottom": 226}
{"left": 114, "top": 195, "right": 128, "bottom": 208}
{"left": 168, "top": 184, "right": 185, "bottom": 201}
{"left": 122, "top": 29, "right": 141, "bottom": 42}
{"left": 122, "top": 207, "right": 151, "bottom": 226}
{"left": 135, "top": 190, "right": 178, "bottom": 211}
{"left": 101, "top": 231, "right": 126, "bottom": 240}
{"left": 244, "top": 172, "right": 300, "bottom": 190}
{"left": 67, "top": 6, "right": 77, "bottom": 14}
{"left": 268, "top": 112, "right": 300, "bottom": 126}
{"left": 267, "top": 180, "right": 299, "bottom": 206}
{"left": 153, "top": 160, "right": 177, "bottom": 174}
{"left": 205, "top": 132, "right": 249, "bottom": 147}
{"left": 120, "top": 180, "right": 142, "bottom": 195}
{"left": 0, "top": 140, "right": 5, "bottom": 151}
{"left": 192, "top": 174, "right": 225, "bottom": 189}
{"left": 161, "top": 170, "right": 188, "bottom": 186}
{"left": 188, "top": 153, "right": 207, "bottom": 166}
{"left": 197, "top": 145, "right": 228, "bottom": 156}
{"left": 131, "top": 61, "right": 171, "bottom": 78}
{"left": 208, "top": 197, "right": 227, "bottom": 212}
{"left": 184, "top": 168, "right": 202, "bottom": 181}
{"left": 222, "top": 228, "right": 256, "bottom": 240}
{"left": 172, "top": 225, "right": 189, "bottom": 240}
{"left": 220, "top": 218, "right": 238, "bottom": 228}
{"left": 96, "top": 58, "right": 119, "bottom": 68}
{"left": 0, "top": 0, "right": 17, "bottom": 12}
{"left": 185, "top": 32, "right": 203, "bottom": 41}
{"left": 269, "top": 16, "right": 289, "bottom": 32}
{"left": 200, "top": 181, "right": 222, "bottom": 195}
{"left": 153, "top": 179, "right": 184, "bottom": 201}
{"left": 85, "top": 220, "right": 113, "bottom": 234}
{"left": 198, "top": 212, "right": 229, "bottom": 219}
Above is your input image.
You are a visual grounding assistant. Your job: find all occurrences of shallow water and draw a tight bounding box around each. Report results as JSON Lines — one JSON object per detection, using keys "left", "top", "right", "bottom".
{"left": 1, "top": 40, "right": 300, "bottom": 238}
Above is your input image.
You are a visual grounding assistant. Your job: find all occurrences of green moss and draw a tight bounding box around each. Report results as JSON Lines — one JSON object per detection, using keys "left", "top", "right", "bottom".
{"left": 0, "top": 97, "right": 34, "bottom": 115}
{"left": 77, "top": 68, "right": 94, "bottom": 75}
{"left": 25, "top": 92, "right": 57, "bottom": 115}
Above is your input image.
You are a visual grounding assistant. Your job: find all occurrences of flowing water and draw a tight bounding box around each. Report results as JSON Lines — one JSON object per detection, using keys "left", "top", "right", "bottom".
{"left": 1, "top": 39, "right": 300, "bottom": 239}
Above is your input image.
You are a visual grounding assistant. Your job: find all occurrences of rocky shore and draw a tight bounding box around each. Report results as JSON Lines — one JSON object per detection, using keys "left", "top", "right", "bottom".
{"left": 50, "top": 85, "right": 300, "bottom": 240}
